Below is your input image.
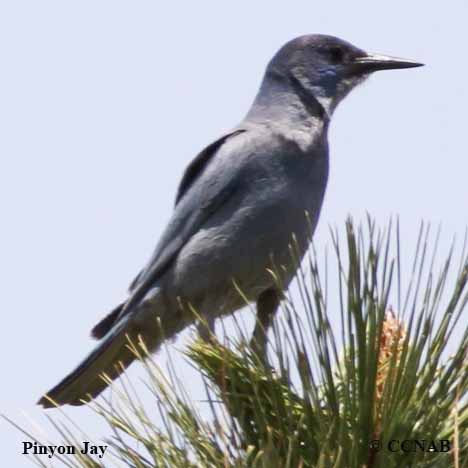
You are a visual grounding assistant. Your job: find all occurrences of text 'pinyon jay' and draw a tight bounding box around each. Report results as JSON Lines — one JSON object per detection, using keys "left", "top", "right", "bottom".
{"left": 38, "top": 34, "right": 422, "bottom": 408}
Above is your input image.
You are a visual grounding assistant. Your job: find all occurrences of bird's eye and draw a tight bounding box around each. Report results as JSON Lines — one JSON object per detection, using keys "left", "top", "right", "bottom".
{"left": 328, "top": 46, "right": 345, "bottom": 64}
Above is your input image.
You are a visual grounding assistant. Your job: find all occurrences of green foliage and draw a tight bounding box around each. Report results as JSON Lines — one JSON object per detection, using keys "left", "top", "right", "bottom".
{"left": 8, "top": 219, "right": 468, "bottom": 467}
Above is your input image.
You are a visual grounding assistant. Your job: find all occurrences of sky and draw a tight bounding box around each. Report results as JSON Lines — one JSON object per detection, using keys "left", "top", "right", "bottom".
{"left": 1, "top": 1, "right": 467, "bottom": 466}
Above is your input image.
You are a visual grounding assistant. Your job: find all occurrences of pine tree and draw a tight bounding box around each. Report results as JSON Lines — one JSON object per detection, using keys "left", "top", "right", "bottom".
{"left": 9, "top": 219, "right": 467, "bottom": 467}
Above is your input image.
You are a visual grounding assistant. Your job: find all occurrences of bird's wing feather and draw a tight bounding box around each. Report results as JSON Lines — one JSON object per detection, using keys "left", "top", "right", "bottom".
{"left": 128, "top": 129, "right": 245, "bottom": 293}
{"left": 123, "top": 128, "right": 248, "bottom": 314}
{"left": 174, "top": 129, "right": 246, "bottom": 206}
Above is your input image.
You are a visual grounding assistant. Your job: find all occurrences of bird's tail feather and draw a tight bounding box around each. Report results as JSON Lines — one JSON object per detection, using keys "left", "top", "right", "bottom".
{"left": 90, "top": 302, "right": 124, "bottom": 339}
{"left": 38, "top": 289, "right": 191, "bottom": 408}
{"left": 38, "top": 319, "right": 136, "bottom": 408}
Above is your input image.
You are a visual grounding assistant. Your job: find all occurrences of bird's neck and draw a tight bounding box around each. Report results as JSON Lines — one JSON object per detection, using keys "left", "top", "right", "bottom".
{"left": 245, "top": 70, "right": 330, "bottom": 141}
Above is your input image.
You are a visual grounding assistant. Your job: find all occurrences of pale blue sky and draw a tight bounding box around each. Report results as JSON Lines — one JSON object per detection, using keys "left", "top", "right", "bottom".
{"left": 1, "top": 1, "right": 467, "bottom": 466}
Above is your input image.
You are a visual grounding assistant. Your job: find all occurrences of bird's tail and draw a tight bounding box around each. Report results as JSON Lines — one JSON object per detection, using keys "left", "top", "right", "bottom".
{"left": 38, "top": 289, "right": 192, "bottom": 409}
{"left": 37, "top": 318, "right": 139, "bottom": 408}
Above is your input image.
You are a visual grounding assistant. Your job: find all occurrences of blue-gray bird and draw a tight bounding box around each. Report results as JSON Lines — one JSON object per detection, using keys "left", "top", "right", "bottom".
{"left": 38, "top": 34, "right": 422, "bottom": 408}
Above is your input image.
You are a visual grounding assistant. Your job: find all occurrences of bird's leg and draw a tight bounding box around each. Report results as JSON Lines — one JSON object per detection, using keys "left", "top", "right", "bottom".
{"left": 197, "top": 315, "right": 216, "bottom": 342}
{"left": 250, "top": 289, "right": 280, "bottom": 363}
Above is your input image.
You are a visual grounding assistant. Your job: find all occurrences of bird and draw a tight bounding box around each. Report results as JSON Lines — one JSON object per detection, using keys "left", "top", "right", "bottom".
{"left": 38, "top": 34, "right": 423, "bottom": 408}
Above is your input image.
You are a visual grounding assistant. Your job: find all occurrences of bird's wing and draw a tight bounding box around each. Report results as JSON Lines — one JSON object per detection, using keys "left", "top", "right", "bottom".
{"left": 123, "top": 128, "right": 247, "bottom": 314}
{"left": 128, "top": 129, "right": 245, "bottom": 293}
{"left": 174, "top": 130, "right": 246, "bottom": 206}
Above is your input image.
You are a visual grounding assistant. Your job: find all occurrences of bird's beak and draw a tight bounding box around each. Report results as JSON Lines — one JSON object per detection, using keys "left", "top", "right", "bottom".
{"left": 352, "top": 53, "right": 424, "bottom": 73}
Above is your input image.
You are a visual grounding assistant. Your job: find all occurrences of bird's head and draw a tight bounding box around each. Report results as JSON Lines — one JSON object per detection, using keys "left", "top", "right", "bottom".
{"left": 267, "top": 34, "right": 423, "bottom": 117}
